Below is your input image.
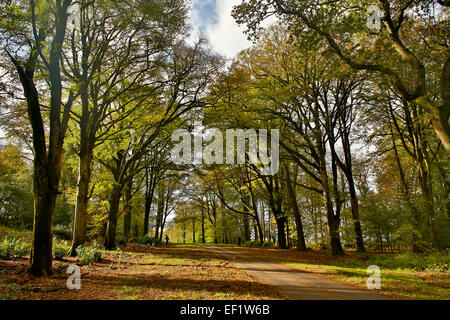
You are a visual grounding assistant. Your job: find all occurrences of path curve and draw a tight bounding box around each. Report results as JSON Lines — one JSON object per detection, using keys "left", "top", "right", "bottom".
{"left": 202, "top": 245, "right": 390, "bottom": 300}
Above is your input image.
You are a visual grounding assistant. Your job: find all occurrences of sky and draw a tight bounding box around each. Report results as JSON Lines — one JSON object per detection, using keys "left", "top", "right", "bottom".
{"left": 188, "top": 0, "right": 253, "bottom": 59}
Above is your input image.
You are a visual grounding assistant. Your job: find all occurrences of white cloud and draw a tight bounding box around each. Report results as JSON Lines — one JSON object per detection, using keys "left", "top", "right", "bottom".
{"left": 205, "top": 0, "right": 252, "bottom": 59}
{"left": 189, "top": 0, "right": 277, "bottom": 59}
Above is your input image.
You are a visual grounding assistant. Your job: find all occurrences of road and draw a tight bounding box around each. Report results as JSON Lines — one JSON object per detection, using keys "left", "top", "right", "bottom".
{"left": 203, "top": 245, "right": 390, "bottom": 300}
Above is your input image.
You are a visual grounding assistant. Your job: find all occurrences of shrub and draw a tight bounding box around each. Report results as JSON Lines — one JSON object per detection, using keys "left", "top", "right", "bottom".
{"left": 0, "top": 238, "right": 16, "bottom": 259}
{"left": 244, "top": 240, "right": 260, "bottom": 247}
{"left": 53, "top": 224, "right": 72, "bottom": 241}
{"left": 76, "top": 245, "right": 102, "bottom": 265}
{"left": 13, "top": 239, "right": 30, "bottom": 257}
{"left": 262, "top": 241, "right": 275, "bottom": 247}
{"left": 53, "top": 240, "right": 70, "bottom": 260}
{"left": 131, "top": 236, "right": 162, "bottom": 246}
{"left": 0, "top": 238, "right": 30, "bottom": 259}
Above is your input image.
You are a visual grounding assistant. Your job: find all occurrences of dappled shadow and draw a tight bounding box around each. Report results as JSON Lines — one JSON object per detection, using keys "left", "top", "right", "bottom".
{"left": 82, "top": 272, "right": 283, "bottom": 299}
{"left": 118, "top": 244, "right": 223, "bottom": 261}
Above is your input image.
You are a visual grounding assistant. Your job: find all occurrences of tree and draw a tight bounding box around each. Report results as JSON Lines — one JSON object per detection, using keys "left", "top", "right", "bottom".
{"left": 66, "top": 0, "right": 188, "bottom": 255}
{"left": 4, "top": 0, "right": 76, "bottom": 275}
{"left": 233, "top": 0, "right": 450, "bottom": 153}
{"left": 98, "top": 39, "right": 221, "bottom": 250}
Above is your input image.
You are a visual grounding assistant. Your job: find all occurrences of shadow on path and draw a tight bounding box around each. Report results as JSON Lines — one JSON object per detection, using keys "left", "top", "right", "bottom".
{"left": 202, "top": 245, "right": 391, "bottom": 300}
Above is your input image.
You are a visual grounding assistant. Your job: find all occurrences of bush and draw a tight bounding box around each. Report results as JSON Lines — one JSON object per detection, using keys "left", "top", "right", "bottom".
{"left": 131, "top": 236, "right": 162, "bottom": 246}
{"left": 0, "top": 238, "right": 30, "bottom": 259}
{"left": 262, "top": 241, "right": 275, "bottom": 247}
{"left": 53, "top": 240, "right": 70, "bottom": 260}
{"left": 53, "top": 224, "right": 72, "bottom": 241}
{"left": 244, "top": 240, "right": 260, "bottom": 247}
{"left": 76, "top": 245, "right": 102, "bottom": 265}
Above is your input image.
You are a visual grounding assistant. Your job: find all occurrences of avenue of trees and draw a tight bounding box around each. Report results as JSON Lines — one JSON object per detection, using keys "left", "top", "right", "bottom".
{"left": 0, "top": 0, "right": 448, "bottom": 276}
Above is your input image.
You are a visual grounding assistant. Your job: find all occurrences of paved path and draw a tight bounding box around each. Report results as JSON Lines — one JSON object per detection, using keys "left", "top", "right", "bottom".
{"left": 203, "top": 245, "right": 389, "bottom": 300}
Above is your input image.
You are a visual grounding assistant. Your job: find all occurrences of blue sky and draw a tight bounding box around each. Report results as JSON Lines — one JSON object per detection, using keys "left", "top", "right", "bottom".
{"left": 191, "top": 0, "right": 218, "bottom": 30}
{"left": 189, "top": 0, "right": 253, "bottom": 58}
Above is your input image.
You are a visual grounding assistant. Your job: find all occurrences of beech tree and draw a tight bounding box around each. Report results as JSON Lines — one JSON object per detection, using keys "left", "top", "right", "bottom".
{"left": 232, "top": 0, "right": 450, "bottom": 153}
{"left": 4, "top": 0, "right": 75, "bottom": 275}
{"left": 65, "top": 0, "right": 188, "bottom": 256}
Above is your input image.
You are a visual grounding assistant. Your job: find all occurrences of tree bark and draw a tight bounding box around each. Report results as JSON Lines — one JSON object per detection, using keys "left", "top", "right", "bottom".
{"left": 320, "top": 161, "right": 345, "bottom": 256}
{"left": 70, "top": 145, "right": 93, "bottom": 256}
{"left": 28, "top": 168, "right": 58, "bottom": 276}
{"left": 104, "top": 185, "right": 121, "bottom": 250}
{"left": 143, "top": 167, "right": 156, "bottom": 236}
{"left": 201, "top": 204, "right": 206, "bottom": 243}
{"left": 339, "top": 128, "right": 365, "bottom": 253}
{"left": 282, "top": 162, "right": 307, "bottom": 251}
{"left": 243, "top": 215, "right": 251, "bottom": 241}
{"left": 123, "top": 178, "right": 133, "bottom": 243}
{"left": 275, "top": 216, "right": 287, "bottom": 249}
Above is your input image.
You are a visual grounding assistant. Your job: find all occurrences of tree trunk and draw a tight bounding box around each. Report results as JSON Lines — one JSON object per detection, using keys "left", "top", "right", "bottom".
{"left": 314, "top": 107, "right": 344, "bottom": 256}
{"left": 339, "top": 124, "right": 365, "bottom": 253}
{"left": 254, "top": 216, "right": 264, "bottom": 244}
{"left": 104, "top": 185, "right": 121, "bottom": 250}
{"left": 123, "top": 179, "right": 133, "bottom": 243}
{"left": 415, "top": 95, "right": 450, "bottom": 154}
{"left": 70, "top": 147, "right": 93, "bottom": 256}
{"left": 144, "top": 193, "right": 152, "bottom": 236}
{"left": 243, "top": 215, "right": 250, "bottom": 241}
{"left": 282, "top": 162, "right": 307, "bottom": 251}
{"left": 143, "top": 168, "right": 156, "bottom": 236}
{"left": 201, "top": 205, "right": 206, "bottom": 243}
{"left": 286, "top": 217, "right": 291, "bottom": 248}
{"left": 321, "top": 173, "right": 345, "bottom": 256}
{"left": 319, "top": 153, "right": 344, "bottom": 256}
{"left": 28, "top": 167, "right": 58, "bottom": 276}
{"left": 275, "top": 216, "right": 287, "bottom": 249}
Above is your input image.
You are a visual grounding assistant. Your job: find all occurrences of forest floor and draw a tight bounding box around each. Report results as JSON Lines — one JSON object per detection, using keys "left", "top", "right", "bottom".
{"left": 0, "top": 227, "right": 448, "bottom": 300}
{"left": 0, "top": 244, "right": 285, "bottom": 300}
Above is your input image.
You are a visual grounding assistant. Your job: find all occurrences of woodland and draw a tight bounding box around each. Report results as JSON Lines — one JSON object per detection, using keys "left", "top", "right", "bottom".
{"left": 0, "top": 0, "right": 449, "bottom": 301}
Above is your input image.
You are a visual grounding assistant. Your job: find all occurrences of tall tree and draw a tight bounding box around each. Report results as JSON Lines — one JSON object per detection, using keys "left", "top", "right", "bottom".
{"left": 4, "top": 0, "right": 75, "bottom": 275}
{"left": 66, "top": 0, "right": 188, "bottom": 255}
{"left": 233, "top": 0, "right": 450, "bottom": 153}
